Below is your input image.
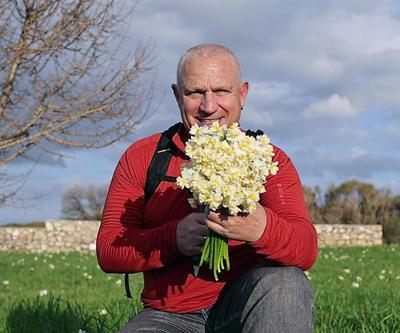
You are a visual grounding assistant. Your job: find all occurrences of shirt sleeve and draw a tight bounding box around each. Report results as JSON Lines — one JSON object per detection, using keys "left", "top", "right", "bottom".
{"left": 96, "top": 142, "right": 183, "bottom": 273}
{"left": 250, "top": 146, "right": 318, "bottom": 270}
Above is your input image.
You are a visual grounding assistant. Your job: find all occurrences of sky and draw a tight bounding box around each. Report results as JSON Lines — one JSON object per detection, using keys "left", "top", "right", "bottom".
{"left": 1, "top": 0, "right": 400, "bottom": 224}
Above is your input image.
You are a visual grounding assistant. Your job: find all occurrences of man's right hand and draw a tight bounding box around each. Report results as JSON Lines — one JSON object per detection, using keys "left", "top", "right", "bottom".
{"left": 176, "top": 213, "right": 209, "bottom": 256}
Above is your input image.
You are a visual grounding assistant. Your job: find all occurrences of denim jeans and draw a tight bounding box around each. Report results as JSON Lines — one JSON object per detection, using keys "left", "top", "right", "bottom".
{"left": 118, "top": 265, "right": 314, "bottom": 333}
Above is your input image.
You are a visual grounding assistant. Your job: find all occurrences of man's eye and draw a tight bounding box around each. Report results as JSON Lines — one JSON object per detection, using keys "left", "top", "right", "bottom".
{"left": 186, "top": 91, "right": 202, "bottom": 96}
{"left": 215, "top": 90, "right": 229, "bottom": 96}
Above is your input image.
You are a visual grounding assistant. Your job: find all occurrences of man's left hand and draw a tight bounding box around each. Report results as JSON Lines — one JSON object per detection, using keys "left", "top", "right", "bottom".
{"left": 205, "top": 203, "right": 267, "bottom": 242}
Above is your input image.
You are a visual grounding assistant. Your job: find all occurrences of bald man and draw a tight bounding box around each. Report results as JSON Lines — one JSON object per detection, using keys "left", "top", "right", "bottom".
{"left": 97, "top": 44, "right": 318, "bottom": 332}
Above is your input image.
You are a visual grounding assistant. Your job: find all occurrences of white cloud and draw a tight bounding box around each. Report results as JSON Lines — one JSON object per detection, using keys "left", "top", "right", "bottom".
{"left": 241, "top": 107, "right": 274, "bottom": 129}
{"left": 294, "top": 146, "right": 400, "bottom": 179}
{"left": 309, "top": 55, "right": 344, "bottom": 82}
{"left": 388, "top": 121, "right": 400, "bottom": 137}
{"left": 249, "top": 82, "right": 292, "bottom": 102}
{"left": 304, "top": 94, "right": 358, "bottom": 118}
{"left": 4, "top": 0, "right": 400, "bottom": 224}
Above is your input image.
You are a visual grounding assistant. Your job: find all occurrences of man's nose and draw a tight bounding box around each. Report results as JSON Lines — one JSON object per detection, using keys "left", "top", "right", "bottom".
{"left": 200, "top": 92, "right": 218, "bottom": 113}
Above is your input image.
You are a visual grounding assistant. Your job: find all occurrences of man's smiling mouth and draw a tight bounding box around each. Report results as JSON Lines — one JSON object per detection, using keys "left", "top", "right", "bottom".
{"left": 197, "top": 118, "right": 222, "bottom": 126}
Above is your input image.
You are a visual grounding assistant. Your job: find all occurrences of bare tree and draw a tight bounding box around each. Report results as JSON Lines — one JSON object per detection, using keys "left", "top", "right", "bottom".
{"left": 0, "top": 0, "right": 154, "bottom": 203}
{"left": 61, "top": 184, "right": 107, "bottom": 220}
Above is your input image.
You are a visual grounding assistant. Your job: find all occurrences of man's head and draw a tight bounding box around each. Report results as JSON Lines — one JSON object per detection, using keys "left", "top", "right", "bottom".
{"left": 172, "top": 44, "right": 249, "bottom": 130}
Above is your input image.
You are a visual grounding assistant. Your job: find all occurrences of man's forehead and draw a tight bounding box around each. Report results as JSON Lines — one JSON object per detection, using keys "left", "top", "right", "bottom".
{"left": 181, "top": 56, "right": 238, "bottom": 82}
{"left": 183, "top": 54, "right": 235, "bottom": 70}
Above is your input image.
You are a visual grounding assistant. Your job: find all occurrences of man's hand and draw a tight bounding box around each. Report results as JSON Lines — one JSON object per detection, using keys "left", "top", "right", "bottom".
{"left": 205, "top": 203, "right": 267, "bottom": 242}
{"left": 176, "top": 213, "right": 209, "bottom": 256}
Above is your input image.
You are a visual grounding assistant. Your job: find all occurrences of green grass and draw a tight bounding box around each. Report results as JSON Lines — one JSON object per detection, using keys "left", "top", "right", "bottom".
{"left": 0, "top": 245, "right": 399, "bottom": 332}
{"left": 0, "top": 221, "right": 46, "bottom": 228}
{"left": 0, "top": 252, "right": 143, "bottom": 332}
{"left": 310, "top": 245, "right": 400, "bottom": 332}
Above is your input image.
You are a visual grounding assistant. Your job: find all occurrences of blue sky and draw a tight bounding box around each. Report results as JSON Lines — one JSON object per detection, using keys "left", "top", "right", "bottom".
{"left": 1, "top": 0, "right": 400, "bottom": 224}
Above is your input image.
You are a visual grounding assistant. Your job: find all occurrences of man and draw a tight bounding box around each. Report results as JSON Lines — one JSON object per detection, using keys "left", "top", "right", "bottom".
{"left": 97, "top": 44, "right": 318, "bottom": 332}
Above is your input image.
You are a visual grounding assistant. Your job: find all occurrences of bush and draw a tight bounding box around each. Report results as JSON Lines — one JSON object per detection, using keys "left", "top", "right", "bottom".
{"left": 382, "top": 216, "right": 400, "bottom": 244}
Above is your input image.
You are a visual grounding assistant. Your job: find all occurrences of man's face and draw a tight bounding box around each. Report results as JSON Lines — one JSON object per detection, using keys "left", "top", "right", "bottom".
{"left": 172, "top": 55, "right": 249, "bottom": 130}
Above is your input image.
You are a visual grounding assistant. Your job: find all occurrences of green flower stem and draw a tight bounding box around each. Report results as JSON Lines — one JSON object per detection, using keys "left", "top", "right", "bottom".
{"left": 199, "top": 237, "right": 210, "bottom": 266}
{"left": 209, "top": 235, "right": 213, "bottom": 269}
{"left": 213, "top": 234, "right": 219, "bottom": 280}
{"left": 199, "top": 230, "right": 229, "bottom": 281}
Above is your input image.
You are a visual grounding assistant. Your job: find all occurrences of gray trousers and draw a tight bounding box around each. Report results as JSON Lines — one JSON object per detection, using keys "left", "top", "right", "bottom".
{"left": 119, "top": 265, "right": 314, "bottom": 333}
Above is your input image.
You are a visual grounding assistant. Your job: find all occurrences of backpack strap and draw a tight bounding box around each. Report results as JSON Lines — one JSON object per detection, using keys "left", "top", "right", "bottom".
{"left": 245, "top": 129, "right": 264, "bottom": 138}
{"left": 144, "top": 122, "right": 181, "bottom": 203}
{"left": 125, "top": 122, "right": 181, "bottom": 299}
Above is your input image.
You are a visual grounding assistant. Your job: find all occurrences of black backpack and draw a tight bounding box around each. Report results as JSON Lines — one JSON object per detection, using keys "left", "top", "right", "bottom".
{"left": 124, "top": 123, "right": 264, "bottom": 298}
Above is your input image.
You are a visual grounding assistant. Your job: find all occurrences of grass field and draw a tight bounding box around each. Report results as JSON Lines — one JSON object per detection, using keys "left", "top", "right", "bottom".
{"left": 0, "top": 245, "right": 399, "bottom": 332}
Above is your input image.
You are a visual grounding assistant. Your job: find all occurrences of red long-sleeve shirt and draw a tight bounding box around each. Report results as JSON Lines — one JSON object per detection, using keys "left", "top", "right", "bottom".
{"left": 96, "top": 123, "right": 318, "bottom": 313}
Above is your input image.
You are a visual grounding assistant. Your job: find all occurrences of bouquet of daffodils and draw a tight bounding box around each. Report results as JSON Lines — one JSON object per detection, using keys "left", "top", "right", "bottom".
{"left": 176, "top": 122, "right": 278, "bottom": 280}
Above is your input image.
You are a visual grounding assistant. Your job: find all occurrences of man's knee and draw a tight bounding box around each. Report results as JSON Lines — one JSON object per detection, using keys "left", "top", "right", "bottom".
{"left": 242, "top": 266, "right": 314, "bottom": 332}
{"left": 255, "top": 266, "right": 314, "bottom": 305}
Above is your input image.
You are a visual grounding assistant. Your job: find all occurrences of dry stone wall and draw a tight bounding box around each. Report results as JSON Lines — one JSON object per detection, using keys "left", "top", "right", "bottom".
{"left": 0, "top": 220, "right": 100, "bottom": 253}
{"left": 315, "top": 224, "right": 383, "bottom": 247}
{"left": 0, "top": 220, "right": 383, "bottom": 253}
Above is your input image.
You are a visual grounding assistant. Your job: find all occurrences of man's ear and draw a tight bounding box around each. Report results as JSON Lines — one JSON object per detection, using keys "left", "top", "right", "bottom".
{"left": 171, "top": 83, "right": 180, "bottom": 104}
{"left": 240, "top": 81, "right": 249, "bottom": 107}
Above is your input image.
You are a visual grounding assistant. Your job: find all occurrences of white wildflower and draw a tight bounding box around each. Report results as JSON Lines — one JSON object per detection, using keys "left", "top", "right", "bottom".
{"left": 352, "top": 282, "right": 360, "bottom": 288}
{"left": 99, "top": 309, "right": 108, "bottom": 316}
{"left": 3, "top": 280, "right": 10, "bottom": 285}
{"left": 344, "top": 269, "right": 350, "bottom": 274}
{"left": 115, "top": 279, "right": 122, "bottom": 285}
{"left": 38, "top": 289, "right": 48, "bottom": 296}
{"left": 49, "top": 264, "right": 55, "bottom": 269}
{"left": 356, "top": 276, "right": 362, "bottom": 281}
{"left": 379, "top": 275, "right": 385, "bottom": 280}
{"left": 338, "top": 276, "right": 344, "bottom": 280}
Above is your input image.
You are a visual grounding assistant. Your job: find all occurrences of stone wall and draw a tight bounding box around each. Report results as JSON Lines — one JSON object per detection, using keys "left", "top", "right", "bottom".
{"left": 0, "top": 220, "right": 100, "bottom": 252}
{"left": 0, "top": 220, "right": 383, "bottom": 253}
{"left": 315, "top": 224, "right": 383, "bottom": 247}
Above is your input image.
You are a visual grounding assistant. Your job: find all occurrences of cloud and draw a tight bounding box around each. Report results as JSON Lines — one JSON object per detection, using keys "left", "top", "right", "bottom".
{"left": 249, "top": 82, "right": 292, "bottom": 102}
{"left": 4, "top": 0, "right": 400, "bottom": 225}
{"left": 294, "top": 146, "right": 400, "bottom": 179}
{"left": 10, "top": 146, "right": 67, "bottom": 167}
{"left": 388, "top": 121, "right": 400, "bottom": 137}
{"left": 242, "top": 108, "right": 274, "bottom": 129}
{"left": 304, "top": 94, "right": 358, "bottom": 118}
